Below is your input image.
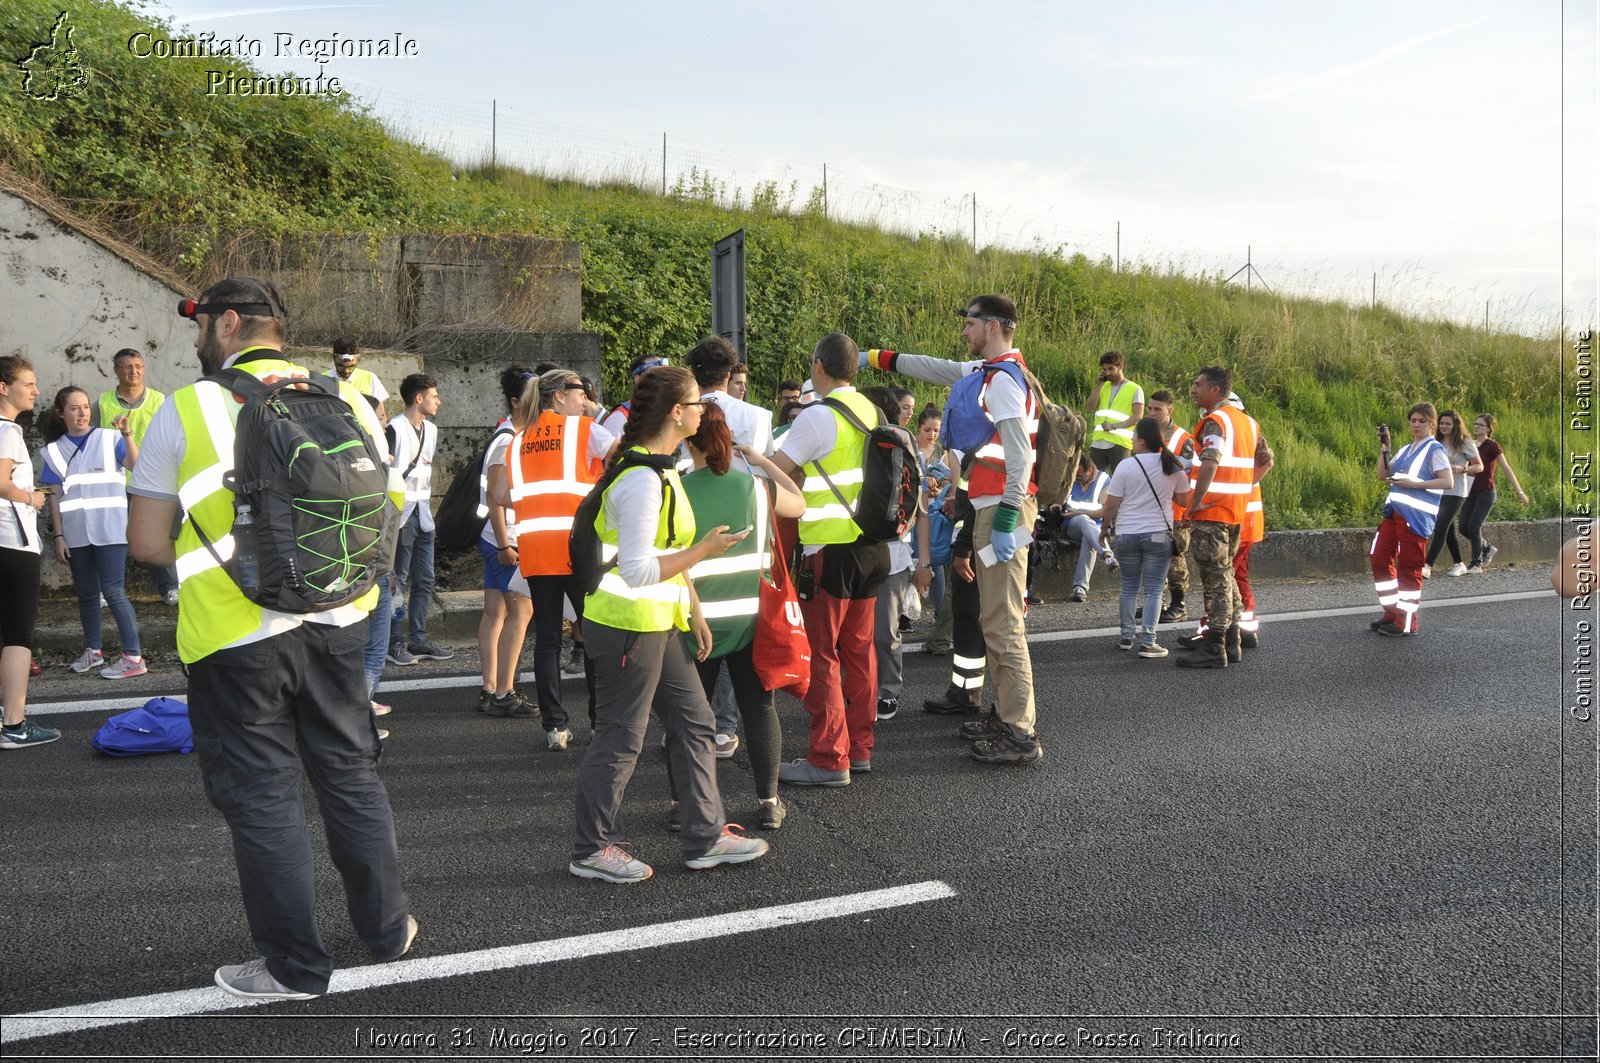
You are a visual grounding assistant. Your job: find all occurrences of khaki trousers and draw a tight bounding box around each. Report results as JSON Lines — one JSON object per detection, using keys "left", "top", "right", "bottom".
{"left": 971, "top": 496, "right": 1039, "bottom": 735}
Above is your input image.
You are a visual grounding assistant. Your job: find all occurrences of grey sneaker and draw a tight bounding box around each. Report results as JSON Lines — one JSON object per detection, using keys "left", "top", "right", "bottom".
{"left": 685, "top": 826, "right": 769, "bottom": 870}
{"left": 546, "top": 727, "right": 572, "bottom": 752}
{"left": 68, "top": 648, "right": 104, "bottom": 673}
{"left": 0, "top": 719, "right": 61, "bottom": 750}
{"left": 570, "top": 844, "right": 653, "bottom": 884}
{"left": 1138, "top": 642, "right": 1169, "bottom": 659}
{"left": 713, "top": 733, "right": 740, "bottom": 759}
{"left": 407, "top": 639, "right": 455, "bottom": 661}
{"left": 1483, "top": 544, "right": 1499, "bottom": 568}
{"left": 850, "top": 758, "right": 872, "bottom": 773}
{"left": 971, "top": 727, "right": 1044, "bottom": 764}
{"left": 758, "top": 797, "right": 787, "bottom": 830}
{"left": 778, "top": 758, "right": 850, "bottom": 787}
{"left": 386, "top": 643, "right": 417, "bottom": 667}
{"left": 100, "top": 654, "right": 147, "bottom": 680}
{"left": 163, "top": 588, "right": 181, "bottom": 606}
{"left": 214, "top": 958, "right": 319, "bottom": 1000}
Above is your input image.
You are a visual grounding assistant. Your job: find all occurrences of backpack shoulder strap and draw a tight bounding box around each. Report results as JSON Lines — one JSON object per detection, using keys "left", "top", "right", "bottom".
{"left": 820, "top": 395, "right": 878, "bottom": 435}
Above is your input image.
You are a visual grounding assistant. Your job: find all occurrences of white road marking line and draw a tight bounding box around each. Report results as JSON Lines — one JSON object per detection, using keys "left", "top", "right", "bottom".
{"left": 1, "top": 880, "right": 957, "bottom": 1044}
{"left": 28, "top": 590, "right": 1554, "bottom": 716}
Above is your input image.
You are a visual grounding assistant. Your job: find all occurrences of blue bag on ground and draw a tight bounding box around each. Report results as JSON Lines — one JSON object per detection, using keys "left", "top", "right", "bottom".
{"left": 92, "top": 697, "right": 193, "bottom": 756}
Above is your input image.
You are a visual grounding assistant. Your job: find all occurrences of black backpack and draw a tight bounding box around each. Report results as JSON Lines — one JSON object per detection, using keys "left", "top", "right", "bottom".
{"left": 435, "top": 425, "right": 514, "bottom": 553}
{"left": 569, "top": 450, "right": 677, "bottom": 595}
{"left": 194, "top": 368, "right": 398, "bottom": 613}
{"left": 811, "top": 397, "right": 919, "bottom": 543}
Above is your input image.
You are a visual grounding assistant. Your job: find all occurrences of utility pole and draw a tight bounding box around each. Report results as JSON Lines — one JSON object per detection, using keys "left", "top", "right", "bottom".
{"left": 822, "top": 164, "right": 827, "bottom": 219}
{"left": 1372, "top": 272, "right": 1377, "bottom": 309}
{"left": 1116, "top": 221, "right": 1120, "bottom": 272}
{"left": 662, "top": 133, "right": 667, "bottom": 196}
{"left": 490, "top": 99, "right": 496, "bottom": 172}
{"left": 971, "top": 194, "right": 977, "bottom": 249}
{"left": 1485, "top": 300, "right": 1490, "bottom": 331}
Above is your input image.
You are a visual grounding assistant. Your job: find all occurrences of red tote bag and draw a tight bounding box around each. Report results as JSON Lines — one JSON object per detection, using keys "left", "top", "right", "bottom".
{"left": 751, "top": 508, "right": 810, "bottom": 699}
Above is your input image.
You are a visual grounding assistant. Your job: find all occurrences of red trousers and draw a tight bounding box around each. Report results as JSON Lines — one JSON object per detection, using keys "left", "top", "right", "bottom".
{"left": 798, "top": 586, "right": 878, "bottom": 772}
{"left": 1371, "top": 511, "right": 1426, "bottom": 632}
{"left": 1234, "top": 540, "right": 1256, "bottom": 614}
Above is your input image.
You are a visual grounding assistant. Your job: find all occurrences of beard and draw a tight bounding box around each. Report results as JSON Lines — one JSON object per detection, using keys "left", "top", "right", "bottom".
{"left": 196, "top": 322, "right": 228, "bottom": 375}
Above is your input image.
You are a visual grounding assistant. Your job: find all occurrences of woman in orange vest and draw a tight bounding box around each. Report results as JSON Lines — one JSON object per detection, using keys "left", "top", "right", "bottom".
{"left": 503, "top": 369, "right": 617, "bottom": 751}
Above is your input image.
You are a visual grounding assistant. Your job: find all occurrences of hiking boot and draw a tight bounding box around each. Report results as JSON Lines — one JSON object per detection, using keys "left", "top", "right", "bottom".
{"left": 68, "top": 648, "right": 104, "bottom": 673}
{"left": 408, "top": 639, "right": 455, "bottom": 661}
{"left": 0, "top": 719, "right": 61, "bottom": 750}
{"left": 778, "top": 758, "right": 850, "bottom": 787}
{"left": 1224, "top": 625, "right": 1243, "bottom": 664}
{"left": 546, "top": 727, "right": 572, "bottom": 752}
{"left": 1138, "top": 642, "right": 1169, "bottom": 659}
{"left": 714, "top": 733, "right": 740, "bottom": 759}
{"left": 563, "top": 644, "right": 586, "bottom": 675}
{"left": 214, "top": 958, "right": 319, "bottom": 1001}
{"left": 923, "top": 688, "right": 982, "bottom": 715}
{"left": 876, "top": 698, "right": 899, "bottom": 721}
{"left": 1175, "top": 637, "right": 1227, "bottom": 668}
{"left": 1446, "top": 562, "right": 1468, "bottom": 577}
{"left": 686, "top": 825, "right": 769, "bottom": 870}
{"left": 570, "top": 844, "right": 653, "bottom": 884}
{"left": 371, "top": 700, "right": 392, "bottom": 717}
{"left": 971, "top": 726, "right": 1044, "bottom": 764}
{"left": 386, "top": 643, "right": 417, "bottom": 667}
{"left": 1239, "top": 630, "right": 1259, "bottom": 649}
{"left": 371, "top": 915, "right": 419, "bottom": 962}
{"left": 758, "top": 797, "right": 787, "bottom": 830}
{"left": 1159, "top": 603, "right": 1187, "bottom": 624}
{"left": 664, "top": 801, "right": 682, "bottom": 832}
{"left": 957, "top": 712, "right": 1007, "bottom": 742}
{"left": 99, "top": 654, "right": 147, "bottom": 680}
{"left": 850, "top": 758, "right": 872, "bottom": 773}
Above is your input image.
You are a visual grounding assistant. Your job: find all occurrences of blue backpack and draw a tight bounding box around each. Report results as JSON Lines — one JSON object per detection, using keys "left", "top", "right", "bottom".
{"left": 92, "top": 697, "right": 194, "bottom": 756}
{"left": 941, "top": 359, "right": 1028, "bottom": 453}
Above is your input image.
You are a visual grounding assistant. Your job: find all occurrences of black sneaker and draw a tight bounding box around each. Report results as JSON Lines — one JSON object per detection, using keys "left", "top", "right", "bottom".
{"left": 758, "top": 796, "right": 787, "bottom": 830}
{"left": 408, "top": 639, "right": 456, "bottom": 661}
{"left": 477, "top": 689, "right": 493, "bottom": 714}
{"left": 1240, "top": 631, "right": 1259, "bottom": 649}
{"left": 1159, "top": 604, "right": 1187, "bottom": 624}
{"left": 1369, "top": 616, "right": 1389, "bottom": 631}
{"left": 924, "top": 691, "right": 981, "bottom": 715}
{"left": 970, "top": 727, "right": 1044, "bottom": 764}
{"left": 1174, "top": 631, "right": 1206, "bottom": 650}
{"left": 485, "top": 693, "right": 515, "bottom": 718}
{"left": 876, "top": 698, "right": 899, "bottom": 721}
{"left": 1375, "top": 621, "right": 1415, "bottom": 637}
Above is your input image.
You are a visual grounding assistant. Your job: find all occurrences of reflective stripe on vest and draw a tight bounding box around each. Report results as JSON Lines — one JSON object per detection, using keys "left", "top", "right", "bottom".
{"left": 1166, "top": 425, "right": 1196, "bottom": 519}
{"left": 170, "top": 356, "right": 379, "bottom": 664}
{"left": 584, "top": 461, "right": 696, "bottom": 632}
{"left": 96, "top": 389, "right": 164, "bottom": 489}
{"left": 966, "top": 352, "right": 1040, "bottom": 501}
{"left": 45, "top": 429, "right": 126, "bottom": 546}
{"left": 684, "top": 469, "right": 770, "bottom": 658}
{"left": 1065, "top": 470, "right": 1109, "bottom": 515}
{"left": 508, "top": 411, "right": 601, "bottom": 576}
{"left": 1188, "top": 406, "right": 1257, "bottom": 524}
{"left": 799, "top": 389, "right": 878, "bottom": 545}
{"left": 1091, "top": 379, "right": 1139, "bottom": 447}
{"left": 1384, "top": 439, "right": 1445, "bottom": 540}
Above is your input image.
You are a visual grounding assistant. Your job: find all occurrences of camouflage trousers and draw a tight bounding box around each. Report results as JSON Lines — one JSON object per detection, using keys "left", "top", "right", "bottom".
{"left": 1190, "top": 520, "right": 1241, "bottom": 635}
{"left": 1166, "top": 521, "right": 1192, "bottom": 596}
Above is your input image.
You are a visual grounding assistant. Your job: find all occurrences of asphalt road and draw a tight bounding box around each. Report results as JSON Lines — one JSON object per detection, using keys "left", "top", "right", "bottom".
{"left": 2, "top": 567, "right": 1594, "bottom": 1061}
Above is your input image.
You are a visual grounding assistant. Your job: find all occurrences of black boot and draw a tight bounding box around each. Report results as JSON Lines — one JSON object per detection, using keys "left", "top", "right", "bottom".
{"left": 1175, "top": 627, "right": 1207, "bottom": 650}
{"left": 923, "top": 685, "right": 982, "bottom": 715}
{"left": 1175, "top": 633, "right": 1227, "bottom": 668}
{"left": 1159, "top": 589, "right": 1187, "bottom": 624}
{"left": 1240, "top": 629, "right": 1259, "bottom": 649}
{"left": 1225, "top": 624, "right": 1243, "bottom": 663}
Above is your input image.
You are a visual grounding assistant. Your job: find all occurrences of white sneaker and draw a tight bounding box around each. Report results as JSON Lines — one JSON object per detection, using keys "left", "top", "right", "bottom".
{"left": 546, "top": 728, "right": 571, "bottom": 752}
{"left": 1420, "top": 564, "right": 1432, "bottom": 579}
{"left": 69, "top": 649, "right": 105, "bottom": 673}
{"left": 1445, "top": 562, "right": 1468, "bottom": 577}
{"left": 99, "top": 654, "right": 148, "bottom": 680}
{"left": 1465, "top": 564, "right": 1484, "bottom": 574}
{"left": 163, "top": 589, "right": 180, "bottom": 606}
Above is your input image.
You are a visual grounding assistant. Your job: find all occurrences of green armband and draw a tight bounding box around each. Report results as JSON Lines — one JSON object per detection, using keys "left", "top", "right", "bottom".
{"left": 992, "top": 502, "right": 1021, "bottom": 533}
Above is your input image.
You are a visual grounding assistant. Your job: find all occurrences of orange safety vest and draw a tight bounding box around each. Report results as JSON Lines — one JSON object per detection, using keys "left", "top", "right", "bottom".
{"left": 508, "top": 410, "right": 603, "bottom": 576}
{"left": 1188, "top": 405, "right": 1257, "bottom": 526}
{"left": 1166, "top": 424, "right": 1195, "bottom": 522}
{"left": 1241, "top": 412, "right": 1264, "bottom": 543}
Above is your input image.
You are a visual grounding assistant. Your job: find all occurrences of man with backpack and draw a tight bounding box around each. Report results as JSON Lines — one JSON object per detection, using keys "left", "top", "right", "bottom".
{"left": 127, "top": 276, "right": 415, "bottom": 1002}
{"left": 387, "top": 373, "right": 453, "bottom": 664}
{"left": 865, "top": 294, "right": 1046, "bottom": 764}
{"left": 770, "top": 332, "right": 893, "bottom": 787}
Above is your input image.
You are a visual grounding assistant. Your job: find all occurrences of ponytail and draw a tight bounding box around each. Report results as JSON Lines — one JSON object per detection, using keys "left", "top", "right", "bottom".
{"left": 1133, "top": 417, "right": 1180, "bottom": 476}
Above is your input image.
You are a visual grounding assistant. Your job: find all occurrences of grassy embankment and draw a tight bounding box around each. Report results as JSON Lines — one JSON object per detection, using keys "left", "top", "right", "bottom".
{"left": 0, "top": 0, "right": 1569, "bottom": 529}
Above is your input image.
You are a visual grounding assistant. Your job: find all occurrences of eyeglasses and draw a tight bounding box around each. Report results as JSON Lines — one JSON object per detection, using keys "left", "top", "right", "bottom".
{"left": 957, "top": 309, "right": 1016, "bottom": 329}
{"left": 679, "top": 400, "right": 708, "bottom": 409}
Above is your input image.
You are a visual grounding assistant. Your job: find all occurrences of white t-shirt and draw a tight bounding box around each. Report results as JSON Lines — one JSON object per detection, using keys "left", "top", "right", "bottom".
{"left": 479, "top": 419, "right": 516, "bottom": 547}
{"left": 604, "top": 465, "right": 674, "bottom": 588}
{"left": 1441, "top": 438, "right": 1481, "bottom": 498}
{"left": 599, "top": 405, "right": 630, "bottom": 439}
{"left": 777, "top": 388, "right": 855, "bottom": 557}
{"left": 1105, "top": 452, "right": 1189, "bottom": 536}
{"left": 390, "top": 416, "right": 437, "bottom": 530}
{"left": 0, "top": 419, "right": 40, "bottom": 553}
{"left": 702, "top": 389, "right": 774, "bottom": 455}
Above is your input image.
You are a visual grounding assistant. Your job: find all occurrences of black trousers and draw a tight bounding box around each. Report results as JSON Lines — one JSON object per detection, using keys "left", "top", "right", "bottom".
{"left": 528, "top": 574, "right": 596, "bottom": 731}
{"left": 187, "top": 621, "right": 409, "bottom": 994}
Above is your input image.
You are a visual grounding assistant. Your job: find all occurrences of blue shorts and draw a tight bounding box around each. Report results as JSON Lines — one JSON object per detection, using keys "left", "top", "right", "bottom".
{"left": 478, "top": 538, "right": 530, "bottom": 597}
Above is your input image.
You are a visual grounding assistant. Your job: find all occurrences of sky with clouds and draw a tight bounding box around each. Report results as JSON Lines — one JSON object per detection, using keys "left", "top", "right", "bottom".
{"left": 157, "top": 0, "right": 1597, "bottom": 337}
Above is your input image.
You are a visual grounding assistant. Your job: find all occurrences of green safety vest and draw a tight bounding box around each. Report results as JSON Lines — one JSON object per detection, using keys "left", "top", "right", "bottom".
{"left": 798, "top": 388, "right": 876, "bottom": 546}
{"left": 171, "top": 349, "right": 391, "bottom": 663}
{"left": 1091, "top": 379, "right": 1139, "bottom": 448}
{"left": 98, "top": 388, "right": 165, "bottom": 483}
{"left": 682, "top": 467, "right": 769, "bottom": 658}
{"left": 584, "top": 456, "right": 697, "bottom": 633}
